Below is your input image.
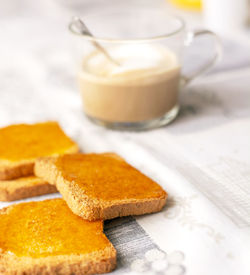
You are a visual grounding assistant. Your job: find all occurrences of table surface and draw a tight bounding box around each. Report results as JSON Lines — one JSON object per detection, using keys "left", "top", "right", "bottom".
{"left": 0, "top": 1, "right": 250, "bottom": 275}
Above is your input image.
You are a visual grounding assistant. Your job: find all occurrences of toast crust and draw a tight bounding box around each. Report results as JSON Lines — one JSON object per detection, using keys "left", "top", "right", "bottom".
{"left": 0, "top": 176, "right": 57, "bottom": 201}
{"left": 0, "top": 248, "right": 116, "bottom": 275}
{"left": 35, "top": 154, "right": 167, "bottom": 221}
{"left": 0, "top": 200, "right": 116, "bottom": 275}
{"left": 0, "top": 122, "right": 79, "bottom": 180}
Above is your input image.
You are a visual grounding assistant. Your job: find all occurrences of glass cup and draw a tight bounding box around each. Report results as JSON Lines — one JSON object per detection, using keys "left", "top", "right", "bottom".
{"left": 69, "top": 9, "right": 222, "bottom": 130}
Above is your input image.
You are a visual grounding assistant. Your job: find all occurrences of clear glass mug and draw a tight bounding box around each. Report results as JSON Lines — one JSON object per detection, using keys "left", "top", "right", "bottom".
{"left": 69, "top": 9, "right": 222, "bottom": 130}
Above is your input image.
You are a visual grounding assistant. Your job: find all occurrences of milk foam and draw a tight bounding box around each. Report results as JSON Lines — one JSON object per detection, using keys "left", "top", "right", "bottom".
{"left": 83, "top": 44, "right": 179, "bottom": 77}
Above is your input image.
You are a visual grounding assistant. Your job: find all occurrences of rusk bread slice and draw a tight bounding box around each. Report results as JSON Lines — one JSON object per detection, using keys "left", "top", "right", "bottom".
{"left": 0, "top": 121, "right": 79, "bottom": 180}
{"left": 0, "top": 199, "right": 116, "bottom": 275}
{"left": 35, "top": 153, "right": 167, "bottom": 221}
{"left": 0, "top": 176, "right": 57, "bottom": 201}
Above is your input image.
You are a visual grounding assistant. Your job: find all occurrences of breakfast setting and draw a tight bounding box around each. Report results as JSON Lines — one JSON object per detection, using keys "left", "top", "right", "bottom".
{"left": 0, "top": 0, "right": 249, "bottom": 275}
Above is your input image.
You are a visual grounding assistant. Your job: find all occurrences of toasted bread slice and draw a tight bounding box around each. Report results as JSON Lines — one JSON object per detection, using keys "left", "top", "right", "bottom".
{"left": 0, "top": 199, "right": 116, "bottom": 275}
{"left": 0, "top": 122, "right": 79, "bottom": 180}
{"left": 0, "top": 176, "right": 57, "bottom": 201}
{"left": 35, "top": 153, "right": 167, "bottom": 221}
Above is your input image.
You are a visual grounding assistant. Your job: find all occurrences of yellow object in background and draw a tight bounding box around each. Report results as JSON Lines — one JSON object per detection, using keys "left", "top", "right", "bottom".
{"left": 168, "top": 0, "right": 202, "bottom": 11}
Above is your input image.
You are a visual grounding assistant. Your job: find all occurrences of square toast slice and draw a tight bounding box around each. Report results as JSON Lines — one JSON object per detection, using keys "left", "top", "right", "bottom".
{"left": 35, "top": 153, "right": 167, "bottom": 221}
{"left": 0, "top": 176, "right": 57, "bottom": 201}
{"left": 0, "top": 121, "right": 79, "bottom": 180}
{"left": 0, "top": 199, "right": 116, "bottom": 275}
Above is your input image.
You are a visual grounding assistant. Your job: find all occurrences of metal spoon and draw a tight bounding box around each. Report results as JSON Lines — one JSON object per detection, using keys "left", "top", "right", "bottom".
{"left": 69, "top": 16, "right": 120, "bottom": 66}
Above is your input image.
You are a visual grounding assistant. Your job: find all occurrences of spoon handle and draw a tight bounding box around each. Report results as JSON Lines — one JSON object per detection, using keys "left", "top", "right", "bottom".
{"left": 69, "top": 17, "right": 120, "bottom": 66}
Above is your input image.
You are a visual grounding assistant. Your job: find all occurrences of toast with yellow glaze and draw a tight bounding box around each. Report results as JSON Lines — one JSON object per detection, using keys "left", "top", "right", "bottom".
{"left": 0, "top": 199, "right": 116, "bottom": 275}
{"left": 35, "top": 153, "right": 167, "bottom": 221}
{"left": 0, "top": 122, "right": 79, "bottom": 180}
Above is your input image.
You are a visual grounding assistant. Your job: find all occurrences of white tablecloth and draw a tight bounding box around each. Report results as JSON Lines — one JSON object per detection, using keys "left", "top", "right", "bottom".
{"left": 0, "top": 1, "right": 250, "bottom": 274}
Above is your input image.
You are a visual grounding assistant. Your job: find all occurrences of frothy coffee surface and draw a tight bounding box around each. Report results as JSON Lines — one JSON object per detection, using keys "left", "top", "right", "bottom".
{"left": 79, "top": 44, "right": 180, "bottom": 122}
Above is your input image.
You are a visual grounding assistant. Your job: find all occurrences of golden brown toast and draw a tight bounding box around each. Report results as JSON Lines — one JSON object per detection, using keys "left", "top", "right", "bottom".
{"left": 0, "top": 199, "right": 116, "bottom": 275}
{"left": 0, "top": 122, "right": 79, "bottom": 180}
{"left": 35, "top": 153, "right": 167, "bottom": 221}
{"left": 0, "top": 176, "right": 57, "bottom": 201}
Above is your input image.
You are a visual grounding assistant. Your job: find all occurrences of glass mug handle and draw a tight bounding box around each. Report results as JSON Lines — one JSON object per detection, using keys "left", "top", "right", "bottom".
{"left": 181, "top": 30, "right": 222, "bottom": 85}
